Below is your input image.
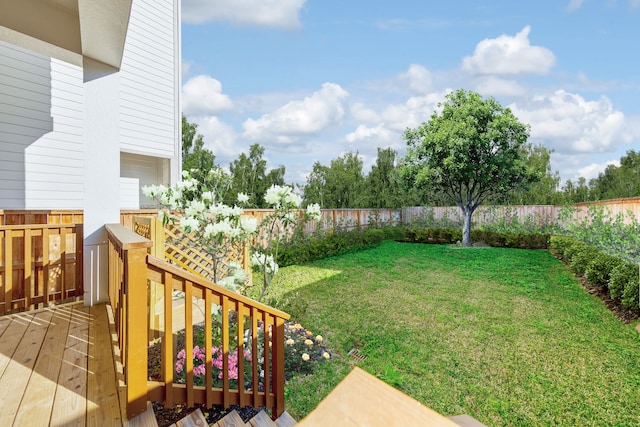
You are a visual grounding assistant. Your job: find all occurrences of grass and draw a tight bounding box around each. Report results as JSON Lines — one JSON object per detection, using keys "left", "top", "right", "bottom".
{"left": 249, "top": 241, "right": 640, "bottom": 426}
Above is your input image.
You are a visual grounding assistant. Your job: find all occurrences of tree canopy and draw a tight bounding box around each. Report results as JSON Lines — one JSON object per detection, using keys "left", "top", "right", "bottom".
{"left": 182, "top": 114, "right": 215, "bottom": 179}
{"left": 400, "top": 89, "right": 537, "bottom": 245}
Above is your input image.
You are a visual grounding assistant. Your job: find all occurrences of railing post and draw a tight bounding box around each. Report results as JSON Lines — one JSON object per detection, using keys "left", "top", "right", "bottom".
{"left": 125, "top": 246, "right": 149, "bottom": 419}
{"left": 272, "top": 316, "right": 286, "bottom": 418}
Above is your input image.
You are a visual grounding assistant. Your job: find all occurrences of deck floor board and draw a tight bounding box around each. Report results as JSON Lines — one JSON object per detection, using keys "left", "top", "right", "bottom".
{"left": 0, "top": 302, "right": 126, "bottom": 426}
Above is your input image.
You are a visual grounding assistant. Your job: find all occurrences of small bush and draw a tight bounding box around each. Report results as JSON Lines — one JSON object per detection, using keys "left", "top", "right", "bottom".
{"left": 609, "top": 261, "right": 640, "bottom": 310}
{"left": 584, "top": 252, "right": 619, "bottom": 287}
{"left": 549, "top": 235, "right": 577, "bottom": 259}
{"left": 562, "top": 240, "right": 588, "bottom": 264}
{"left": 570, "top": 245, "right": 601, "bottom": 275}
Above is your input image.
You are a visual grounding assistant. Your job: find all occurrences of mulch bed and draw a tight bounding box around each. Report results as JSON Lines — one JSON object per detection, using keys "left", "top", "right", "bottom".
{"left": 152, "top": 402, "right": 260, "bottom": 427}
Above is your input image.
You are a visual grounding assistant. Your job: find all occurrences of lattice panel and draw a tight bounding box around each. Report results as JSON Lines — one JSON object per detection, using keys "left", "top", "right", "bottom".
{"left": 164, "top": 223, "right": 247, "bottom": 284}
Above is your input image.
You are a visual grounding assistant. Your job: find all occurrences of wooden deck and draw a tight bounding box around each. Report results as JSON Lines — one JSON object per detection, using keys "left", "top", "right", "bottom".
{"left": 0, "top": 302, "right": 124, "bottom": 426}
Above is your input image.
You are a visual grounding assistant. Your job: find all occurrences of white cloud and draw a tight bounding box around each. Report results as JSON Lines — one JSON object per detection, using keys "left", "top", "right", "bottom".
{"left": 182, "top": 0, "right": 306, "bottom": 29}
{"left": 194, "top": 116, "right": 239, "bottom": 159}
{"left": 350, "top": 103, "right": 381, "bottom": 123}
{"left": 182, "top": 75, "right": 233, "bottom": 116}
{"left": 345, "top": 124, "right": 396, "bottom": 144}
{"left": 577, "top": 160, "right": 620, "bottom": 181}
{"left": 566, "top": 0, "right": 585, "bottom": 11}
{"left": 510, "top": 90, "right": 633, "bottom": 154}
{"left": 242, "top": 83, "right": 348, "bottom": 144}
{"left": 462, "top": 26, "right": 556, "bottom": 75}
{"left": 474, "top": 76, "right": 527, "bottom": 97}
{"left": 399, "top": 64, "right": 432, "bottom": 94}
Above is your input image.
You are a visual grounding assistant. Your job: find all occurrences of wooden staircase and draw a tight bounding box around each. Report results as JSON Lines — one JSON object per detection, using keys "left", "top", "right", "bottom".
{"left": 170, "top": 408, "right": 297, "bottom": 427}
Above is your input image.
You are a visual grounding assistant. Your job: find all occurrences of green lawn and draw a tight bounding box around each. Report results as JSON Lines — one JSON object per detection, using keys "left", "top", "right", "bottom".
{"left": 251, "top": 241, "right": 640, "bottom": 426}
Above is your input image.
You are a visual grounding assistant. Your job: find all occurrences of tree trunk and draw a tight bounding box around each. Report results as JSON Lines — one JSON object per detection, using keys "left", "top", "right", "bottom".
{"left": 462, "top": 207, "right": 473, "bottom": 246}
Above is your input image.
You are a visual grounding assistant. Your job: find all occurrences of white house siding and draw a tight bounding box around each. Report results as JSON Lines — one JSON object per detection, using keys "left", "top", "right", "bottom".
{"left": 0, "top": 41, "right": 83, "bottom": 209}
{"left": 120, "top": 0, "right": 179, "bottom": 161}
{"left": 120, "top": 152, "right": 169, "bottom": 208}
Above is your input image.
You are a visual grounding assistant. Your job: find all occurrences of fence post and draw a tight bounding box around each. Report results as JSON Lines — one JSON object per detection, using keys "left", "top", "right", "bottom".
{"left": 125, "top": 246, "right": 149, "bottom": 418}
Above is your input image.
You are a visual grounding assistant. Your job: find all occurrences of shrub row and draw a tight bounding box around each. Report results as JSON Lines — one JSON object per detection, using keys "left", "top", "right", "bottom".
{"left": 277, "top": 226, "right": 405, "bottom": 267}
{"left": 549, "top": 236, "right": 639, "bottom": 311}
{"left": 403, "top": 228, "right": 550, "bottom": 249}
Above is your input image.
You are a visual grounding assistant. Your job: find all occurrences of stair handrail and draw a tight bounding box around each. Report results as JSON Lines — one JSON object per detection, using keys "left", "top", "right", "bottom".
{"left": 106, "top": 223, "right": 290, "bottom": 421}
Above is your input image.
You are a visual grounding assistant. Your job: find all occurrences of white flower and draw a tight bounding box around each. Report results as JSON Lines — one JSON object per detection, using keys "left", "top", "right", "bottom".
{"left": 285, "top": 192, "right": 302, "bottom": 208}
{"left": 181, "top": 170, "right": 190, "bottom": 179}
{"left": 228, "top": 205, "right": 244, "bottom": 217}
{"left": 201, "top": 191, "right": 214, "bottom": 202}
{"left": 211, "top": 219, "right": 233, "bottom": 236}
{"left": 284, "top": 212, "right": 296, "bottom": 223}
{"left": 157, "top": 210, "right": 166, "bottom": 222}
{"left": 203, "top": 223, "right": 216, "bottom": 238}
{"left": 185, "top": 200, "right": 206, "bottom": 217}
{"left": 306, "top": 203, "right": 322, "bottom": 221}
{"left": 264, "top": 185, "right": 282, "bottom": 207}
{"left": 237, "top": 193, "right": 249, "bottom": 203}
{"left": 240, "top": 216, "right": 258, "bottom": 234}
{"left": 251, "top": 252, "right": 278, "bottom": 275}
{"left": 180, "top": 216, "right": 200, "bottom": 232}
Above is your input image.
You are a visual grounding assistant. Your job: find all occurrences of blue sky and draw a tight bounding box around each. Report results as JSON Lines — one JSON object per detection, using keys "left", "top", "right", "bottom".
{"left": 180, "top": 0, "right": 640, "bottom": 187}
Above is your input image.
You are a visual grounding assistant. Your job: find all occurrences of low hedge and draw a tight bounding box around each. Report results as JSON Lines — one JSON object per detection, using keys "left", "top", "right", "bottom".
{"left": 550, "top": 234, "right": 639, "bottom": 312}
{"left": 403, "top": 228, "right": 549, "bottom": 249}
{"left": 277, "top": 226, "right": 405, "bottom": 267}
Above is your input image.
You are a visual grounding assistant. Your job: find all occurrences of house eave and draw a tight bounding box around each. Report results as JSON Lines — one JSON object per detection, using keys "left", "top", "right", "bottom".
{"left": 0, "top": 0, "right": 132, "bottom": 69}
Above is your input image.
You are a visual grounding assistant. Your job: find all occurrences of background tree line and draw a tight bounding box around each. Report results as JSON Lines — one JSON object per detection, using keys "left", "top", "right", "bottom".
{"left": 182, "top": 114, "right": 640, "bottom": 209}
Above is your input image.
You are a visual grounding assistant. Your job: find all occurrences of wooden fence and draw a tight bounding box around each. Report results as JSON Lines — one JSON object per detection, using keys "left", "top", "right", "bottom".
{"left": 106, "top": 223, "right": 289, "bottom": 420}
{"left": 0, "top": 223, "right": 83, "bottom": 314}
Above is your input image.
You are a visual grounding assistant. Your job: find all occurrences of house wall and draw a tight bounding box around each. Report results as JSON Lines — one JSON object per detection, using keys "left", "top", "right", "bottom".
{"left": 120, "top": 0, "right": 180, "bottom": 166}
{"left": 0, "top": 0, "right": 180, "bottom": 212}
{"left": 121, "top": 152, "right": 170, "bottom": 208}
{"left": 0, "top": 41, "right": 84, "bottom": 209}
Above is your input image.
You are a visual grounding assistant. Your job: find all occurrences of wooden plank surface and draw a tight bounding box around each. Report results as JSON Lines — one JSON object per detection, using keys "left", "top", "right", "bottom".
{"left": 0, "top": 302, "right": 126, "bottom": 426}
{"left": 12, "top": 307, "right": 72, "bottom": 425}
{"left": 297, "top": 367, "right": 461, "bottom": 427}
{"left": 215, "top": 410, "right": 248, "bottom": 427}
{"left": 50, "top": 304, "right": 91, "bottom": 427}
{"left": 0, "top": 309, "right": 54, "bottom": 422}
{"left": 87, "top": 304, "right": 123, "bottom": 426}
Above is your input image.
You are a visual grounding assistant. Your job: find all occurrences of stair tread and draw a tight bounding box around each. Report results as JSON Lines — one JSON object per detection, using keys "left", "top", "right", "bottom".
{"left": 174, "top": 408, "right": 208, "bottom": 427}
{"left": 447, "top": 414, "right": 488, "bottom": 427}
{"left": 216, "top": 410, "right": 248, "bottom": 427}
{"left": 275, "top": 411, "right": 297, "bottom": 427}
{"left": 248, "top": 410, "right": 278, "bottom": 427}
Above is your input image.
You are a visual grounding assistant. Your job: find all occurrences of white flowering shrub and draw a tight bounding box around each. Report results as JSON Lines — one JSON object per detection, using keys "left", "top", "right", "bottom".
{"left": 252, "top": 185, "right": 321, "bottom": 301}
{"left": 143, "top": 173, "right": 321, "bottom": 300}
{"left": 143, "top": 169, "right": 255, "bottom": 290}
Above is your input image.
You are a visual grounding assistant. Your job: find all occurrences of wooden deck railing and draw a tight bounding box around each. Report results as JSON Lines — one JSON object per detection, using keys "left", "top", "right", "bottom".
{"left": 106, "top": 223, "right": 290, "bottom": 420}
{"left": 0, "top": 223, "right": 83, "bottom": 314}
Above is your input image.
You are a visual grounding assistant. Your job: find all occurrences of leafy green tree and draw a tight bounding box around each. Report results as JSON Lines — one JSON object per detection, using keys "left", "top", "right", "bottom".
{"left": 562, "top": 177, "right": 591, "bottom": 203}
{"left": 304, "top": 152, "right": 366, "bottom": 208}
{"left": 364, "top": 148, "right": 404, "bottom": 208}
{"left": 589, "top": 150, "right": 640, "bottom": 200}
{"left": 227, "top": 144, "right": 286, "bottom": 207}
{"left": 303, "top": 162, "right": 330, "bottom": 207}
{"left": 503, "top": 144, "right": 563, "bottom": 205}
{"left": 182, "top": 114, "right": 215, "bottom": 181}
{"left": 400, "top": 89, "right": 537, "bottom": 245}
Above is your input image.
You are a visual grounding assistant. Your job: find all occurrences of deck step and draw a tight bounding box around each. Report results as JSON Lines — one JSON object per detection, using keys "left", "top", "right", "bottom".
{"left": 275, "top": 411, "right": 297, "bottom": 427}
{"left": 447, "top": 414, "right": 488, "bottom": 427}
{"left": 248, "top": 410, "right": 278, "bottom": 427}
{"left": 171, "top": 409, "right": 298, "bottom": 427}
{"left": 127, "top": 402, "right": 159, "bottom": 427}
